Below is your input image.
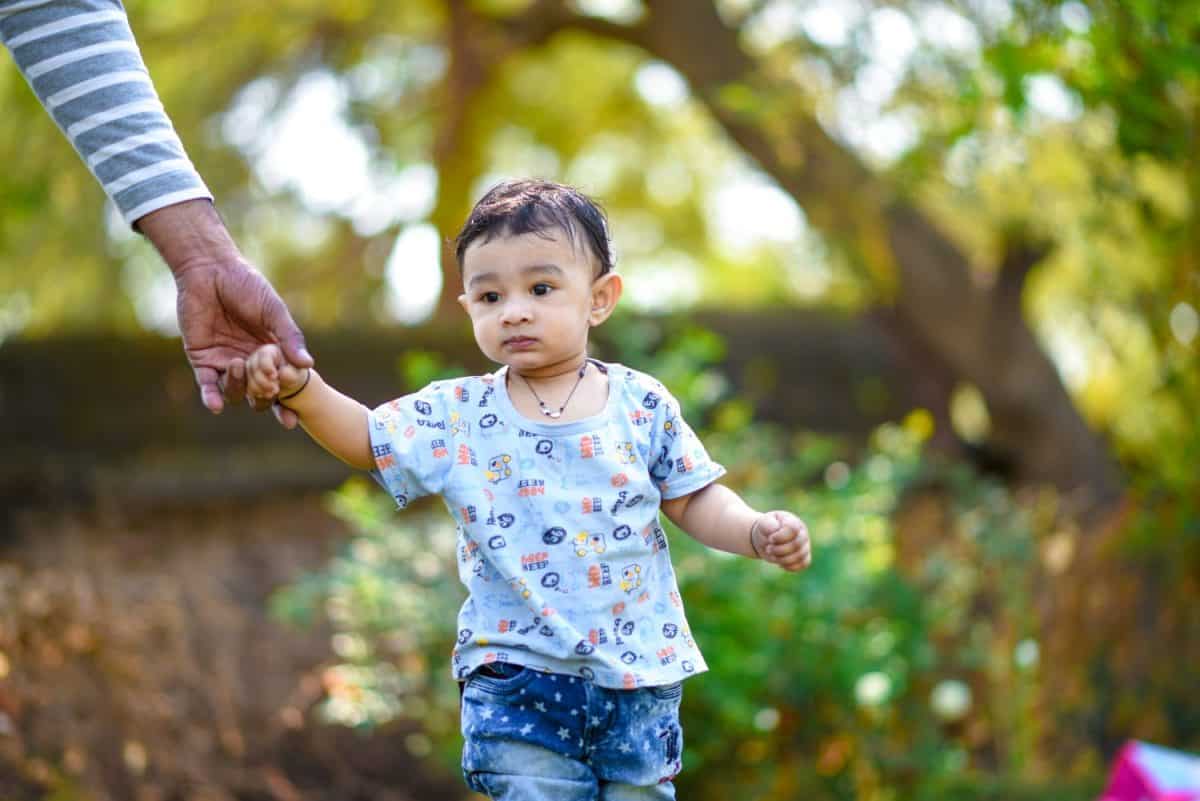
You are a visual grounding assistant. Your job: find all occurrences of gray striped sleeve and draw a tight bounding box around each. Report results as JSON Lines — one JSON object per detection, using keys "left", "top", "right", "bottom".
{"left": 1, "top": 0, "right": 212, "bottom": 226}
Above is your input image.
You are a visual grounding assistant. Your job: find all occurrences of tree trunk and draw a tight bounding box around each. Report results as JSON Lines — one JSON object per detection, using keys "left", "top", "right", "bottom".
{"left": 562, "top": 0, "right": 1124, "bottom": 521}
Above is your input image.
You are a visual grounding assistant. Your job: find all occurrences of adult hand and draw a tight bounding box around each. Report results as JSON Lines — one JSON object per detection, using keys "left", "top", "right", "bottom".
{"left": 138, "top": 199, "right": 313, "bottom": 428}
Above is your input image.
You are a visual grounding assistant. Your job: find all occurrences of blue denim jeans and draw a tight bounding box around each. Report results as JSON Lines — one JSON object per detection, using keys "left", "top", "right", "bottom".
{"left": 461, "top": 663, "right": 683, "bottom": 800}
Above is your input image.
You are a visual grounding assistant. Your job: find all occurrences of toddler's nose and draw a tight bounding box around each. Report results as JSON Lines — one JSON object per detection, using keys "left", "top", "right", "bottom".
{"left": 500, "top": 298, "right": 533, "bottom": 324}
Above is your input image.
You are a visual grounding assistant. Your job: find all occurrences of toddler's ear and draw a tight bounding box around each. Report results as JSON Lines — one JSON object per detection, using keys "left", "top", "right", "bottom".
{"left": 589, "top": 272, "right": 623, "bottom": 327}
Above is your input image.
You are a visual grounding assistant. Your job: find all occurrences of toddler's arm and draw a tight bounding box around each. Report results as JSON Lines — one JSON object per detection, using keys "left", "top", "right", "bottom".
{"left": 662, "top": 484, "right": 812, "bottom": 572}
{"left": 246, "top": 345, "right": 374, "bottom": 471}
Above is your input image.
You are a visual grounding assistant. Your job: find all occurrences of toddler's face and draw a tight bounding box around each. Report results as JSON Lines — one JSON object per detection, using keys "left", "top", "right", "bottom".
{"left": 458, "top": 227, "right": 618, "bottom": 373}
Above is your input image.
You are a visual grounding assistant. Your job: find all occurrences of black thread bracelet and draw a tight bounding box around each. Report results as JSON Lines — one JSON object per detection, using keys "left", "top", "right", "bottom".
{"left": 278, "top": 368, "right": 311, "bottom": 403}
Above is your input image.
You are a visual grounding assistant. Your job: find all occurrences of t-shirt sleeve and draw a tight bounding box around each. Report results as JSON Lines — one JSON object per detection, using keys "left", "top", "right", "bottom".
{"left": 367, "top": 383, "right": 454, "bottom": 509}
{"left": 644, "top": 383, "right": 726, "bottom": 499}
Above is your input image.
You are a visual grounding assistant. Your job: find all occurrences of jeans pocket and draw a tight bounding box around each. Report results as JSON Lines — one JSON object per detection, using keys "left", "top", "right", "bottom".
{"left": 466, "top": 663, "right": 537, "bottom": 696}
{"left": 463, "top": 769, "right": 493, "bottom": 797}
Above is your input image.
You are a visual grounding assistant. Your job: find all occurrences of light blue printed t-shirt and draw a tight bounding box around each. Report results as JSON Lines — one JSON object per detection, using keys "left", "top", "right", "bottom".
{"left": 368, "top": 361, "right": 725, "bottom": 689}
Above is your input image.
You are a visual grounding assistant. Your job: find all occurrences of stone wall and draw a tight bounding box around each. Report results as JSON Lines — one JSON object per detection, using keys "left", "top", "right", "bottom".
{"left": 0, "top": 498, "right": 466, "bottom": 800}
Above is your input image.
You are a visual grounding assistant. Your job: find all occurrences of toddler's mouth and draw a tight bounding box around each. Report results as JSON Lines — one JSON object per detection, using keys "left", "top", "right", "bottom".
{"left": 504, "top": 336, "right": 538, "bottom": 349}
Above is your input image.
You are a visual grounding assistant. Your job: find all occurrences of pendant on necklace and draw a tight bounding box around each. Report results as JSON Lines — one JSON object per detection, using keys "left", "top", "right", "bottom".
{"left": 523, "top": 361, "right": 590, "bottom": 420}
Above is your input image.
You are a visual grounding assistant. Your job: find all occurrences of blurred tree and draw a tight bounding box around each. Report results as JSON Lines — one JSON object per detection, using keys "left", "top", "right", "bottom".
{"left": 5, "top": 0, "right": 1198, "bottom": 520}
{"left": 4, "top": 1, "right": 1197, "bottom": 795}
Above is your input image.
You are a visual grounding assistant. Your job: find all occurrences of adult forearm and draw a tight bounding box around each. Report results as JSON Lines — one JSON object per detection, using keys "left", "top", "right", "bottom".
{"left": 136, "top": 198, "right": 241, "bottom": 275}
{"left": 0, "top": 0, "right": 212, "bottom": 225}
{"left": 669, "top": 483, "right": 761, "bottom": 559}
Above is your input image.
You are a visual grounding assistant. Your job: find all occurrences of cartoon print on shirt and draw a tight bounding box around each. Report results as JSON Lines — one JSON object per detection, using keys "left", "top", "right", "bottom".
{"left": 485, "top": 454, "right": 513, "bottom": 483}
{"left": 610, "top": 490, "right": 645, "bottom": 516}
{"left": 681, "top": 626, "right": 696, "bottom": 649}
{"left": 588, "top": 563, "right": 612, "bottom": 588}
{"left": 485, "top": 508, "right": 516, "bottom": 528}
{"left": 517, "top": 478, "right": 545, "bottom": 497}
{"left": 540, "top": 571, "right": 565, "bottom": 592}
{"left": 509, "top": 576, "right": 532, "bottom": 600}
{"left": 661, "top": 404, "right": 679, "bottom": 441}
{"left": 580, "top": 434, "right": 603, "bottom": 458}
{"left": 473, "top": 558, "right": 498, "bottom": 582}
{"left": 620, "top": 564, "right": 643, "bottom": 594}
{"left": 574, "top": 531, "right": 606, "bottom": 556}
{"left": 367, "top": 367, "right": 723, "bottom": 687}
{"left": 612, "top": 617, "right": 635, "bottom": 645}
{"left": 643, "top": 522, "right": 669, "bottom": 554}
{"left": 650, "top": 446, "right": 673, "bottom": 484}
{"left": 629, "top": 407, "right": 653, "bottom": 426}
{"left": 521, "top": 551, "right": 550, "bottom": 571}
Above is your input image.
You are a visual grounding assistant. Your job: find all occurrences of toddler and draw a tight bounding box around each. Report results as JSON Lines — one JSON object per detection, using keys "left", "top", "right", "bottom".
{"left": 246, "top": 179, "right": 811, "bottom": 800}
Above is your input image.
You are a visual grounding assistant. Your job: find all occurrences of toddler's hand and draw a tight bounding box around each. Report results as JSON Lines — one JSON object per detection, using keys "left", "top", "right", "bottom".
{"left": 246, "top": 344, "right": 308, "bottom": 404}
{"left": 751, "top": 511, "right": 812, "bottom": 572}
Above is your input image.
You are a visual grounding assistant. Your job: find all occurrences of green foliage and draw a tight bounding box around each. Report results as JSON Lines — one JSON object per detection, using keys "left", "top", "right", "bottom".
{"left": 272, "top": 480, "right": 466, "bottom": 761}
{"left": 397, "top": 348, "right": 467, "bottom": 389}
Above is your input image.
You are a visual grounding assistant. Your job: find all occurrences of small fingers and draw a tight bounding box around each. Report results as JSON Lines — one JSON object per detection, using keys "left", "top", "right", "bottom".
{"left": 245, "top": 364, "right": 274, "bottom": 399}
{"left": 769, "top": 516, "right": 808, "bottom": 542}
{"left": 788, "top": 539, "right": 813, "bottom": 571}
{"left": 764, "top": 513, "right": 811, "bottom": 571}
{"left": 755, "top": 514, "right": 784, "bottom": 539}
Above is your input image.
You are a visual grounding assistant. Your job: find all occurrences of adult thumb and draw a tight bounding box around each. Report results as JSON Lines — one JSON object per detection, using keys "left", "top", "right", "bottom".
{"left": 264, "top": 295, "right": 313, "bottom": 368}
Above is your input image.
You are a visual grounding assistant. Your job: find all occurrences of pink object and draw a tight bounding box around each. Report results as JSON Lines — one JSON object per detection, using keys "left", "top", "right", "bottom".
{"left": 1100, "top": 741, "right": 1200, "bottom": 801}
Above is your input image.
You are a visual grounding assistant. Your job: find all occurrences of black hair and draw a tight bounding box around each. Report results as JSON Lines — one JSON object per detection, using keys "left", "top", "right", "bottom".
{"left": 454, "top": 179, "right": 614, "bottom": 276}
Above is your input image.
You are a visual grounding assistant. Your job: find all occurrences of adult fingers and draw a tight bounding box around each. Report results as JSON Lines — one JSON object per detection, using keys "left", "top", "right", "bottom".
{"left": 247, "top": 394, "right": 274, "bottom": 412}
{"left": 223, "top": 359, "right": 247, "bottom": 405}
{"left": 271, "top": 402, "right": 300, "bottom": 430}
{"left": 196, "top": 365, "right": 224, "bottom": 414}
{"left": 262, "top": 291, "right": 313, "bottom": 368}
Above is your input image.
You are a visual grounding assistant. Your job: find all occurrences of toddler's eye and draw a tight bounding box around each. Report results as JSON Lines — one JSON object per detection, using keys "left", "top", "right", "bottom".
{"left": 480, "top": 291, "right": 500, "bottom": 303}
{"left": 532, "top": 283, "right": 552, "bottom": 296}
